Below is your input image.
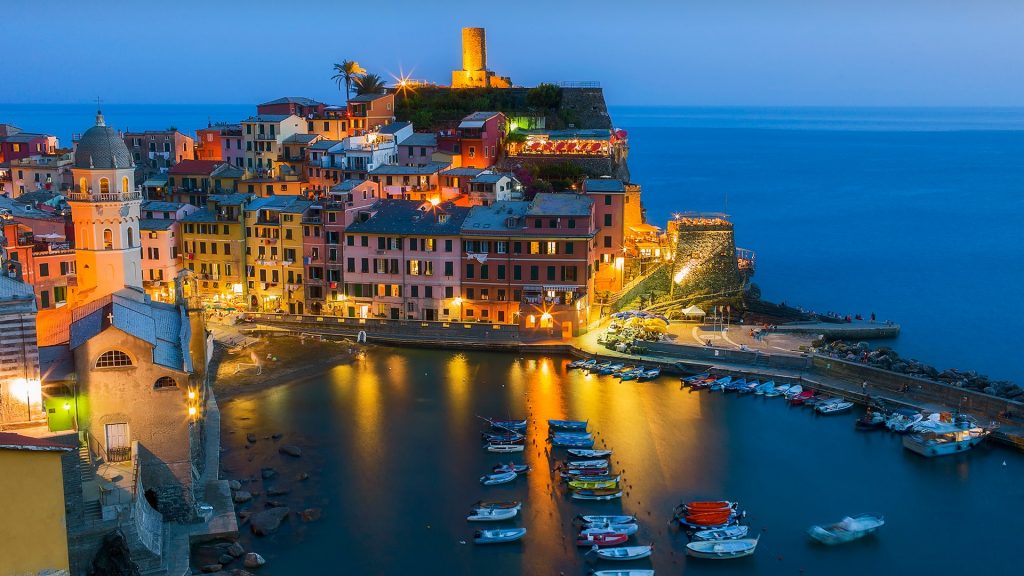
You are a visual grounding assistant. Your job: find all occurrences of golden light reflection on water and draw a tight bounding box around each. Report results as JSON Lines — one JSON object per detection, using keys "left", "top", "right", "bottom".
{"left": 329, "top": 361, "right": 383, "bottom": 479}
{"left": 446, "top": 352, "right": 471, "bottom": 426}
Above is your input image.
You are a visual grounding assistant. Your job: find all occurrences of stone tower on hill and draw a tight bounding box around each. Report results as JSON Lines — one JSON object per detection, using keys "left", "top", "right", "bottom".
{"left": 452, "top": 27, "right": 511, "bottom": 89}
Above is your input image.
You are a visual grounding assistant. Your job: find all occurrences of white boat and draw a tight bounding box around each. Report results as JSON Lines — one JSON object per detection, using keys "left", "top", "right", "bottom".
{"left": 577, "top": 514, "right": 637, "bottom": 525}
{"left": 474, "top": 527, "right": 526, "bottom": 544}
{"left": 769, "top": 383, "right": 792, "bottom": 398}
{"left": 754, "top": 380, "right": 775, "bottom": 395}
{"left": 691, "top": 525, "right": 749, "bottom": 541}
{"left": 563, "top": 459, "right": 608, "bottom": 469}
{"left": 568, "top": 448, "right": 613, "bottom": 458}
{"left": 590, "top": 545, "right": 653, "bottom": 561}
{"left": 592, "top": 571, "right": 655, "bottom": 576}
{"left": 886, "top": 408, "right": 923, "bottom": 432}
{"left": 808, "top": 514, "right": 884, "bottom": 545}
{"left": 480, "top": 471, "right": 517, "bottom": 485}
{"left": 467, "top": 507, "right": 519, "bottom": 522}
{"left": 783, "top": 384, "right": 803, "bottom": 399}
{"left": 816, "top": 400, "right": 854, "bottom": 414}
{"left": 581, "top": 523, "right": 639, "bottom": 537}
{"left": 903, "top": 422, "right": 991, "bottom": 457}
{"left": 686, "top": 536, "right": 759, "bottom": 559}
{"left": 486, "top": 443, "right": 524, "bottom": 453}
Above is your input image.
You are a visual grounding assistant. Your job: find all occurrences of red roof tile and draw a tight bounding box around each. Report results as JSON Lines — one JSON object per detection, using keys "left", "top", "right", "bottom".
{"left": 0, "top": 432, "right": 74, "bottom": 452}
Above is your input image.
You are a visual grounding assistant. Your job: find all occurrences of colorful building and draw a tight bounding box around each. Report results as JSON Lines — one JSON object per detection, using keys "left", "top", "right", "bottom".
{"left": 240, "top": 114, "right": 308, "bottom": 177}
{"left": 343, "top": 200, "right": 469, "bottom": 321}
{"left": 167, "top": 159, "right": 244, "bottom": 205}
{"left": 140, "top": 201, "right": 197, "bottom": 303}
{"left": 122, "top": 129, "right": 196, "bottom": 181}
{"left": 397, "top": 132, "right": 439, "bottom": 166}
{"left": 1, "top": 221, "right": 75, "bottom": 310}
{"left": 437, "top": 112, "right": 505, "bottom": 169}
{"left": 346, "top": 93, "right": 396, "bottom": 135}
{"left": 195, "top": 122, "right": 244, "bottom": 167}
{"left": 8, "top": 151, "right": 74, "bottom": 196}
{"left": 257, "top": 96, "right": 326, "bottom": 118}
{"left": 0, "top": 124, "right": 58, "bottom": 164}
{"left": 583, "top": 178, "right": 637, "bottom": 292}
{"left": 306, "top": 106, "right": 351, "bottom": 140}
{"left": 244, "top": 195, "right": 312, "bottom": 313}
{"left": 0, "top": 432, "right": 73, "bottom": 575}
{"left": 179, "top": 193, "right": 253, "bottom": 306}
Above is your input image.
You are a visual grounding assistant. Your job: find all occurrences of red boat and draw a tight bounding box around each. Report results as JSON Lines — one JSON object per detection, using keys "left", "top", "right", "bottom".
{"left": 685, "top": 512, "right": 735, "bottom": 526}
{"left": 576, "top": 532, "right": 629, "bottom": 547}
{"left": 788, "top": 390, "right": 815, "bottom": 406}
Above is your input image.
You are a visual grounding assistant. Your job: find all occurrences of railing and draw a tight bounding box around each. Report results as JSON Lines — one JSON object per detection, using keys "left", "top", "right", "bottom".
{"left": 85, "top": 429, "right": 110, "bottom": 465}
{"left": 557, "top": 81, "right": 601, "bottom": 88}
{"left": 67, "top": 189, "right": 142, "bottom": 202}
{"left": 254, "top": 133, "right": 276, "bottom": 141}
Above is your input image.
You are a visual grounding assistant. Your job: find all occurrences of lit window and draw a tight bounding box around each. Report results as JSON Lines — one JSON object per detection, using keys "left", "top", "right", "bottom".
{"left": 122, "top": 176, "right": 130, "bottom": 193}
{"left": 99, "top": 178, "right": 110, "bottom": 193}
{"left": 103, "top": 229, "right": 113, "bottom": 250}
{"left": 96, "top": 350, "right": 133, "bottom": 368}
{"left": 154, "top": 376, "right": 177, "bottom": 389}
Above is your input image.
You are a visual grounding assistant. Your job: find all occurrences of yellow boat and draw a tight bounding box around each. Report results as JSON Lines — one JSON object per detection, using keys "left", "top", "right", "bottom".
{"left": 568, "top": 476, "right": 621, "bottom": 490}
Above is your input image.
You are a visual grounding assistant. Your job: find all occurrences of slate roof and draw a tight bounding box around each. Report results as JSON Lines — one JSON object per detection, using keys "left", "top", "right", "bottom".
{"left": 471, "top": 173, "right": 510, "bottom": 184}
{"left": 142, "top": 201, "right": 185, "bottom": 212}
{"left": 348, "top": 93, "right": 390, "bottom": 103}
{"left": 368, "top": 162, "right": 449, "bottom": 176}
{"left": 331, "top": 179, "right": 370, "bottom": 192}
{"left": 440, "top": 167, "right": 486, "bottom": 178}
{"left": 0, "top": 432, "right": 74, "bottom": 452}
{"left": 168, "top": 159, "right": 222, "bottom": 176}
{"left": 345, "top": 200, "right": 470, "bottom": 236}
{"left": 210, "top": 164, "right": 244, "bottom": 179}
{"left": 39, "top": 344, "right": 75, "bottom": 384}
{"left": 527, "top": 193, "right": 593, "bottom": 217}
{"left": 310, "top": 139, "right": 343, "bottom": 151}
{"left": 0, "top": 274, "right": 35, "bottom": 303}
{"left": 74, "top": 113, "right": 133, "bottom": 170}
{"left": 282, "top": 133, "right": 320, "bottom": 144}
{"left": 180, "top": 208, "right": 218, "bottom": 223}
{"left": 243, "top": 115, "right": 292, "bottom": 123}
{"left": 208, "top": 193, "right": 252, "bottom": 205}
{"left": 398, "top": 132, "right": 438, "bottom": 147}
{"left": 259, "top": 96, "right": 323, "bottom": 107}
{"left": 461, "top": 201, "right": 530, "bottom": 233}
{"left": 140, "top": 218, "right": 175, "bottom": 231}
{"left": 583, "top": 178, "right": 625, "bottom": 193}
{"left": 378, "top": 121, "right": 412, "bottom": 135}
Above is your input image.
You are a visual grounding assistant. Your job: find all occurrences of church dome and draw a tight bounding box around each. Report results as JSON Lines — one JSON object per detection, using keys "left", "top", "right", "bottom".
{"left": 74, "top": 111, "right": 134, "bottom": 170}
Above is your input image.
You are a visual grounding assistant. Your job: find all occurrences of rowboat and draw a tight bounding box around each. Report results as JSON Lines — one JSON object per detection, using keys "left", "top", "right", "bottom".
{"left": 855, "top": 410, "right": 887, "bottom": 430}
{"left": 783, "top": 384, "right": 803, "bottom": 399}
{"left": 808, "top": 514, "right": 884, "bottom": 545}
{"left": 681, "top": 373, "right": 711, "bottom": 386}
{"left": 572, "top": 488, "right": 622, "bottom": 501}
{"left": 473, "top": 500, "right": 520, "bottom": 510}
{"left": 590, "top": 362, "right": 613, "bottom": 374}
{"left": 486, "top": 443, "right": 524, "bottom": 453}
{"left": 568, "top": 477, "right": 620, "bottom": 490}
{"left": 755, "top": 380, "right": 775, "bottom": 395}
{"left": 576, "top": 532, "right": 629, "bottom": 547}
{"left": 592, "top": 571, "right": 655, "bottom": 576}
{"left": 576, "top": 514, "right": 637, "bottom": 525}
{"left": 769, "top": 383, "right": 792, "bottom": 397}
{"left": 709, "top": 376, "right": 731, "bottom": 391}
{"left": 568, "top": 448, "right": 612, "bottom": 458}
{"left": 561, "top": 459, "right": 608, "bottom": 469}
{"left": 551, "top": 436, "right": 595, "bottom": 448}
{"left": 686, "top": 536, "right": 759, "bottom": 559}
{"left": 886, "top": 408, "right": 923, "bottom": 432}
{"left": 493, "top": 463, "right": 530, "bottom": 474}
{"left": 619, "top": 369, "right": 641, "bottom": 381}
{"left": 683, "top": 512, "right": 735, "bottom": 526}
{"left": 480, "top": 471, "right": 517, "bottom": 486}
{"left": 677, "top": 501, "right": 738, "bottom": 514}
{"left": 788, "top": 390, "right": 814, "bottom": 406}
{"left": 473, "top": 527, "right": 526, "bottom": 544}
{"left": 691, "top": 525, "right": 749, "bottom": 541}
{"left": 550, "top": 431, "right": 593, "bottom": 440}
{"left": 590, "top": 545, "right": 653, "bottom": 561}
{"left": 597, "top": 363, "right": 625, "bottom": 375}
{"left": 481, "top": 431, "right": 524, "bottom": 442}
{"left": 738, "top": 379, "right": 760, "bottom": 394}
{"left": 569, "top": 358, "right": 597, "bottom": 370}
{"left": 724, "top": 378, "right": 746, "bottom": 393}
{"left": 581, "top": 523, "right": 639, "bottom": 537}
{"left": 548, "top": 419, "right": 588, "bottom": 431}
{"left": 817, "top": 400, "right": 854, "bottom": 415}
{"left": 467, "top": 507, "right": 519, "bottom": 522}
{"left": 490, "top": 419, "right": 527, "bottom": 431}
{"left": 636, "top": 367, "right": 661, "bottom": 381}
{"left": 615, "top": 365, "right": 637, "bottom": 377}
{"left": 560, "top": 468, "right": 609, "bottom": 478}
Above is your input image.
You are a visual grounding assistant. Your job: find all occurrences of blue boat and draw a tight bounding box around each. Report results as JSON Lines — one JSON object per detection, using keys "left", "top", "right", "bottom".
{"left": 597, "top": 363, "right": 625, "bottom": 375}
{"left": 709, "top": 376, "right": 732, "bottom": 391}
{"left": 637, "top": 367, "right": 661, "bottom": 381}
{"left": 490, "top": 419, "right": 527, "bottom": 431}
{"left": 724, "top": 378, "right": 747, "bottom": 393}
{"left": 551, "top": 436, "right": 595, "bottom": 448}
{"left": 738, "top": 380, "right": 760, "bottom": 394}
{"left": 548, "top": 419, "right": 589, "bottom": 431}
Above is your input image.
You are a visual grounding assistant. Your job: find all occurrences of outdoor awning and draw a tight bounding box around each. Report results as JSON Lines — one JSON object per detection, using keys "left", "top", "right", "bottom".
{"left": 682, "top": 305, "right": 706, "bottom": 317}
{"left": 629, "top": 223, "right": 661, "bottom": 234}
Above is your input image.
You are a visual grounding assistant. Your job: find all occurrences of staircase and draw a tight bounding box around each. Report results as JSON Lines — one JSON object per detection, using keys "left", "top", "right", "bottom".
{"left": 78, "top": 444, "right": 102, "bottom": 521}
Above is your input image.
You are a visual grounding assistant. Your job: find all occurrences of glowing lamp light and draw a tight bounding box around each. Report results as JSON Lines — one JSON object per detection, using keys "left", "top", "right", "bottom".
{"left": 452, "top": 296, "right": 463, "bottom": 306}
{"left": 63, "top": 402, "right": 71, "bottom": 411}
{"left": 614, "top": 256, "right": 625, "bottom": 271}
{"left": 674, "top": 261, "right": 696, "bottom": 284}
{"left": 188, "top": 406, "right": 197, "bottom": 417}
{"left": 429, "top": 197, "right": 440, "bottom": 207}
{"left": 10, "top": 378, "right": 42, "bottom": 404}
{"left": 540, "top": 312, "right": 553, "bottom": 322}
{"left": 188, "top": 390, "right": 196, "bottom": 400}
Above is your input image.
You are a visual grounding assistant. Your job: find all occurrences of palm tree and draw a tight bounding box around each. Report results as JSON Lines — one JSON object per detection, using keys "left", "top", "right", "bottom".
{"left": 354, "top": 73, "right": 387, "bottom": 96}
{"left": 331, "top": 60, "right": 366, "bottom": 103}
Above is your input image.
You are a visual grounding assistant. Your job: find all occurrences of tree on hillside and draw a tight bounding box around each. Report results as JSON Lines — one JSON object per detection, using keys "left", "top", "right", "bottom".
{"left": 354, "top": 73, "right": 387, "bottom": 96}
{"left": 526, "top": 83, "right": 562, "bottom": 110}
{"left": 331, "top": 60, "right": 366, "bottom": 103}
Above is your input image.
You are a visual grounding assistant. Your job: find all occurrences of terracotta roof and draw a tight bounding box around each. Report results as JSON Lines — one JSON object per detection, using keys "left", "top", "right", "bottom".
{"left": 168, "top": 159, "right": 223, "bottom": 176}
{"left": 0, "top": 432, "right": 74, "bottom": 452}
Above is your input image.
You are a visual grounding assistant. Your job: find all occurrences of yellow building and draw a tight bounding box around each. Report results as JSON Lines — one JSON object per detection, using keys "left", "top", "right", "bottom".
{"left": 179, "top": 193, "right": 253, "bottom": 307}
{"left": 0, "top": 432, "right": 73, "bottom": 575}
{"left": 244, "top": 195, "right": 312, "bottom": 313}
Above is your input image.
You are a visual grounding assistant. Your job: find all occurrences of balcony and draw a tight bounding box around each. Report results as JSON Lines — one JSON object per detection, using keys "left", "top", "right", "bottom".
{"left": 67, "top": 187, "right": 142, "bottom": 202}
{"left": 254, "top": 133, "right": 276, "bottom": 141}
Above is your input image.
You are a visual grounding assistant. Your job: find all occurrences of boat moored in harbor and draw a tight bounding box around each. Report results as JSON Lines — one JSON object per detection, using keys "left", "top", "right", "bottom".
{"left": 686, "top": 536, "right": 759, "bottom": 559}
{"left": 808, "top": 514, "right": 884, "bottom": 545}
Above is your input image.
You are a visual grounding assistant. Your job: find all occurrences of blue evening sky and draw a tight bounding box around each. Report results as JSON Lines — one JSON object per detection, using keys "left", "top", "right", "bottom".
{"left": 3, "top": 0, "right": 1022, "bottom": 106}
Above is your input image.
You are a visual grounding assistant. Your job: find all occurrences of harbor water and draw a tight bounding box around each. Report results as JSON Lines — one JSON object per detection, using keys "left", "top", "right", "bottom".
{"left": 218, "top": 348, "right": 1021, "bottom": 574}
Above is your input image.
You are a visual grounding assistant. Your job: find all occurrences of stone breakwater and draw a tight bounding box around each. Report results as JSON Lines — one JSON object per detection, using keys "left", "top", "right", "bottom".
{"left": 821, "top": 340, "right": 1022, "bottom": 401}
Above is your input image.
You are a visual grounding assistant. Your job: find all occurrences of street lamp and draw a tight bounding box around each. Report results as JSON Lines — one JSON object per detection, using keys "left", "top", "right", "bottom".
{"left": 452, "top": 296, "right": 463, "bottom": 321}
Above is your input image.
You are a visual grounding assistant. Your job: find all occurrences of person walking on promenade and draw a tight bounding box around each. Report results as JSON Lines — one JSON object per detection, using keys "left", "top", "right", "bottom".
{"left": 862, "top": 381, "right": 868, "bottom": 395}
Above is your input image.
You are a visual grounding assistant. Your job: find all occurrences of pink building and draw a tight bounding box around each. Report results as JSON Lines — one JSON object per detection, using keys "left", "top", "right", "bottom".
{"left": 0, "top": 124, "right": 57, "bottom": 165}
{"left": 140, "top": 201, "right": 198, "bottom": 302}
{"left": 341, "top": 199, "right": 469, "bottom": 321}
{"left": 436, "top": 112, "right": 505, "bottom": 169}
{"left": 582, "top": 178, "right": 628, "bottom": 292}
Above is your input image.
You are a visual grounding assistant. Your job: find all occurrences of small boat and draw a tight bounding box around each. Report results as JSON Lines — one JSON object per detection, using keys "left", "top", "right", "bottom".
{"left": 738, "top": 379, "right": 760, "bottom": 394}
{"left": 597, "top": 363, "right": 625, "bottom": 375}
{"left": 709, "top": 376, "right": 732, "bottom": 391}
{"left": 686, "top": 536, "right": 759, "bottom": 559}
{"left": 724, "top": 378, "right": 746, "bottom": 393}
{"left": 817, "top": 400, "right": 854, "bottom": 415}
{"left": 590, "top": 545, "right": 653, "bottom": 561}
{"left": 592, "top": 571, "right": 655, "bottom": 576}
{"left": 576, "top": 514, "right": 637, "bottom": 525}
{"left": 550, "top": 431, "right": 593, "bottom": 440}
{"left": 467, "top": 507, "right": 519, "bottom": 522}
{"left": 855, "top": 410, "right": 887, "bottom": 430}
{"left": 568, "top": 477, "right": 620, "bottom": 490}
{"left": 763, "top": 383, "right": 782, "bottom": 397}
{"left": 808, "top": 514, "right": 884, "bottom": 545}
{"left": 886, "top": 408, "right": 923, "bottom": 433}
{"left": 561, "top": 459, "right": 608, "bottom": 469}
{"left": 804, "top": 394, "right": 828, "bottom": 407}
{"left": 570, "top": 358, "right": 598, "bottom": 370}
{"left": 473, "top": 500, "right": 521, "bottom": 510}
{"left": 615, "top": 365, "right": 637, "bottom": 377}
{"left": 480, "top": 471, "right": 517, "bottom": 485}
{"left": 690, "top": 379, "right": 713, "bottom": 391}
{"left": 789, "top": 390, "right": 814, "bottom": 406}
{"left": 548, "top": 419, "right": 588, "bottom": 431}
{"left": 551, "top": 436, "right": 595, "bottom": 448}
{"left": 572, "top": 488, "right": 623, "bottom": 501}
{"left": 783, "top": 384, "right": 803, "bottom": 399}
{"left": 755, "top": 380, "right": 775, "bottom": 395}
{"left": 903, "top": 421, "right": 992, "bottom": 457}
{"left": 771, "top": 383, "right": 792, "bottom": 397}
{"left": 576, "top": 532, "right": 629, "bottom": 547}
{"left": 683, "top": 512, "right": 736, "bottom": 526}
{"left": 486, "top": 443, "right": 524, "bottom": 453}
{"left": 677, "top": 501, "right": 738, "bottom": 514}
{"left": 493, "top": 463, "right": 530, "bottom": 474}
{"left": 581, "top": 523, "right": 639, "bottom": 537}
{"left": 637, "top": 367, "right": 661, "bottom": 381}
{"left": 691, "top": 525, "right": 750, "bottom": 541}
{"left": 681, "top": 372, "right": 710, "bottom": 386}
{"left": 481, "top": 431, "right": 524, "bottom": 442}
{"left": 490, "top": 419, "right": 527, "bottom": 431}
{"left": 590, "top": 362, "right": 613, "bottom": 374}
{"left": 619, "top": 369, "right": 641, "bottom": 382}
{"left": 473, "top": 527, "right": 526, "bottom": 544}
{"left": 560, "top": 468, "right": 610, "bottom": 478}
{"left": 568, "top": 448, "right": 612, "bottom": 458}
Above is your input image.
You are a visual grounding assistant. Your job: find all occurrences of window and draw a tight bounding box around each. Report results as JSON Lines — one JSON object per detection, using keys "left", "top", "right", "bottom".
{"left": 565, "top": 242, "right": 574, "bottom": 254}
{"left": 79, "top": 177, "right": 87, "bottom": 192}
{"left": 605, "top": 194, "right": 613, "bottom": 206}
{"left": 530, "top": 266, "right": 539, "bottom": 281}
{"left": 103, "top": 229, "right": 113, "bottom": 250}
{"left": 445, "top": 239, "right": 453, "bottom": 252}
{"left": 96, "top": 350, "right": 133, "bottom": 368}
{"left": 547, "top": 266, "right": 556, "bottom": 281}
{"left": 122, "top": 176, "right": 130, "bottom": 193}
{"left": 99, "top": 178, "right": 110, "bottom": 193}
{"left": 444, "top": 261, "right": 454, "bottom": 276}
{"left": 154, "top": 376, "right": 177, "bottom": 389}
{"left": 568, "top": 219, "right": 576, "bottom": 229}
{"left": 468, "top": 146, "right": 476, "bottom": 158}
{"left": 39, "top": 263, "right": 49, "bottom": 277}
{"left": 466, "top": 264, "right": 474, "bottom": 279}
{"left": 546, "top": 241, "right": 557, "bottom": 255}
{"left": 126, "top": 227, "right": 134, "bottom": 248}
{"left": 604, "top": 214, "right": 612, "bottom": 226}
{"left": 604, "top": 236, "right": 612, "bottom": 248}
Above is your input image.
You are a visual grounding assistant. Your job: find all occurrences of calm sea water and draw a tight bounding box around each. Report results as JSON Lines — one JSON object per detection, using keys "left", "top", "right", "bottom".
{"left": 217, "top": 349, "right": 1021, "bottom": 574}
{"left": 3, "top": 103, "right": 1021, "bottom": 382}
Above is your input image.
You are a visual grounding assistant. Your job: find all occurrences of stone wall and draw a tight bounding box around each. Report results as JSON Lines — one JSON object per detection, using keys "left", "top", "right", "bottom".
{"left": 498, "top": 155, "right": 621, "bottom": 179}
{"left": 611, "top": 264, "right": 670, "bottom": 312}
{"left": 560, "top": 88, "right": 613, "bottom": 129}
{"left": 672, "top": 221, "right": 743, "bottom": 301}
{"left": 646, "top": 339, "right": 813, "bottom": 370}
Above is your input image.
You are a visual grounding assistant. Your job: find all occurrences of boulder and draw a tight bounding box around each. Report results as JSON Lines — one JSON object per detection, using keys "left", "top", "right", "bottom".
{"left": 232, "top": 491, "right": 252, "bottom": 504}
{"left": 246, "top": 433, "right": 257, "bottom": 444}
{"left": 200, "top": 564, "right": 223, "bottom": 573}
{"left": 260, "top": 468, "right": 276, "bottom": 480}
{"left": 250, "top": 508, "right": 289, "bottom": 536}
{"left": 265, "top": 500, "right": 287, "bottom": 508}
{"left": 228, "top": 480, "right": 242, "bottom": 491}
{"left": 243, "top": 552, "right": 266, "bottom": 568}
{"left": 278, "top": 445, "right": 302, "bottom": 457}
{"left": 218, "top": 554, "right": 234, "bottom": 565}
{"left": 226, "top": 542, "right": 245, "bottom": 558}
{"left": 299, "top": 508, "right": 322, "bottom": 522}
{"left": 267, "top": 487, "right": 291, "bottom": 496}
{"left": 271, "top": 433, "right": 284, "bottom": 440}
